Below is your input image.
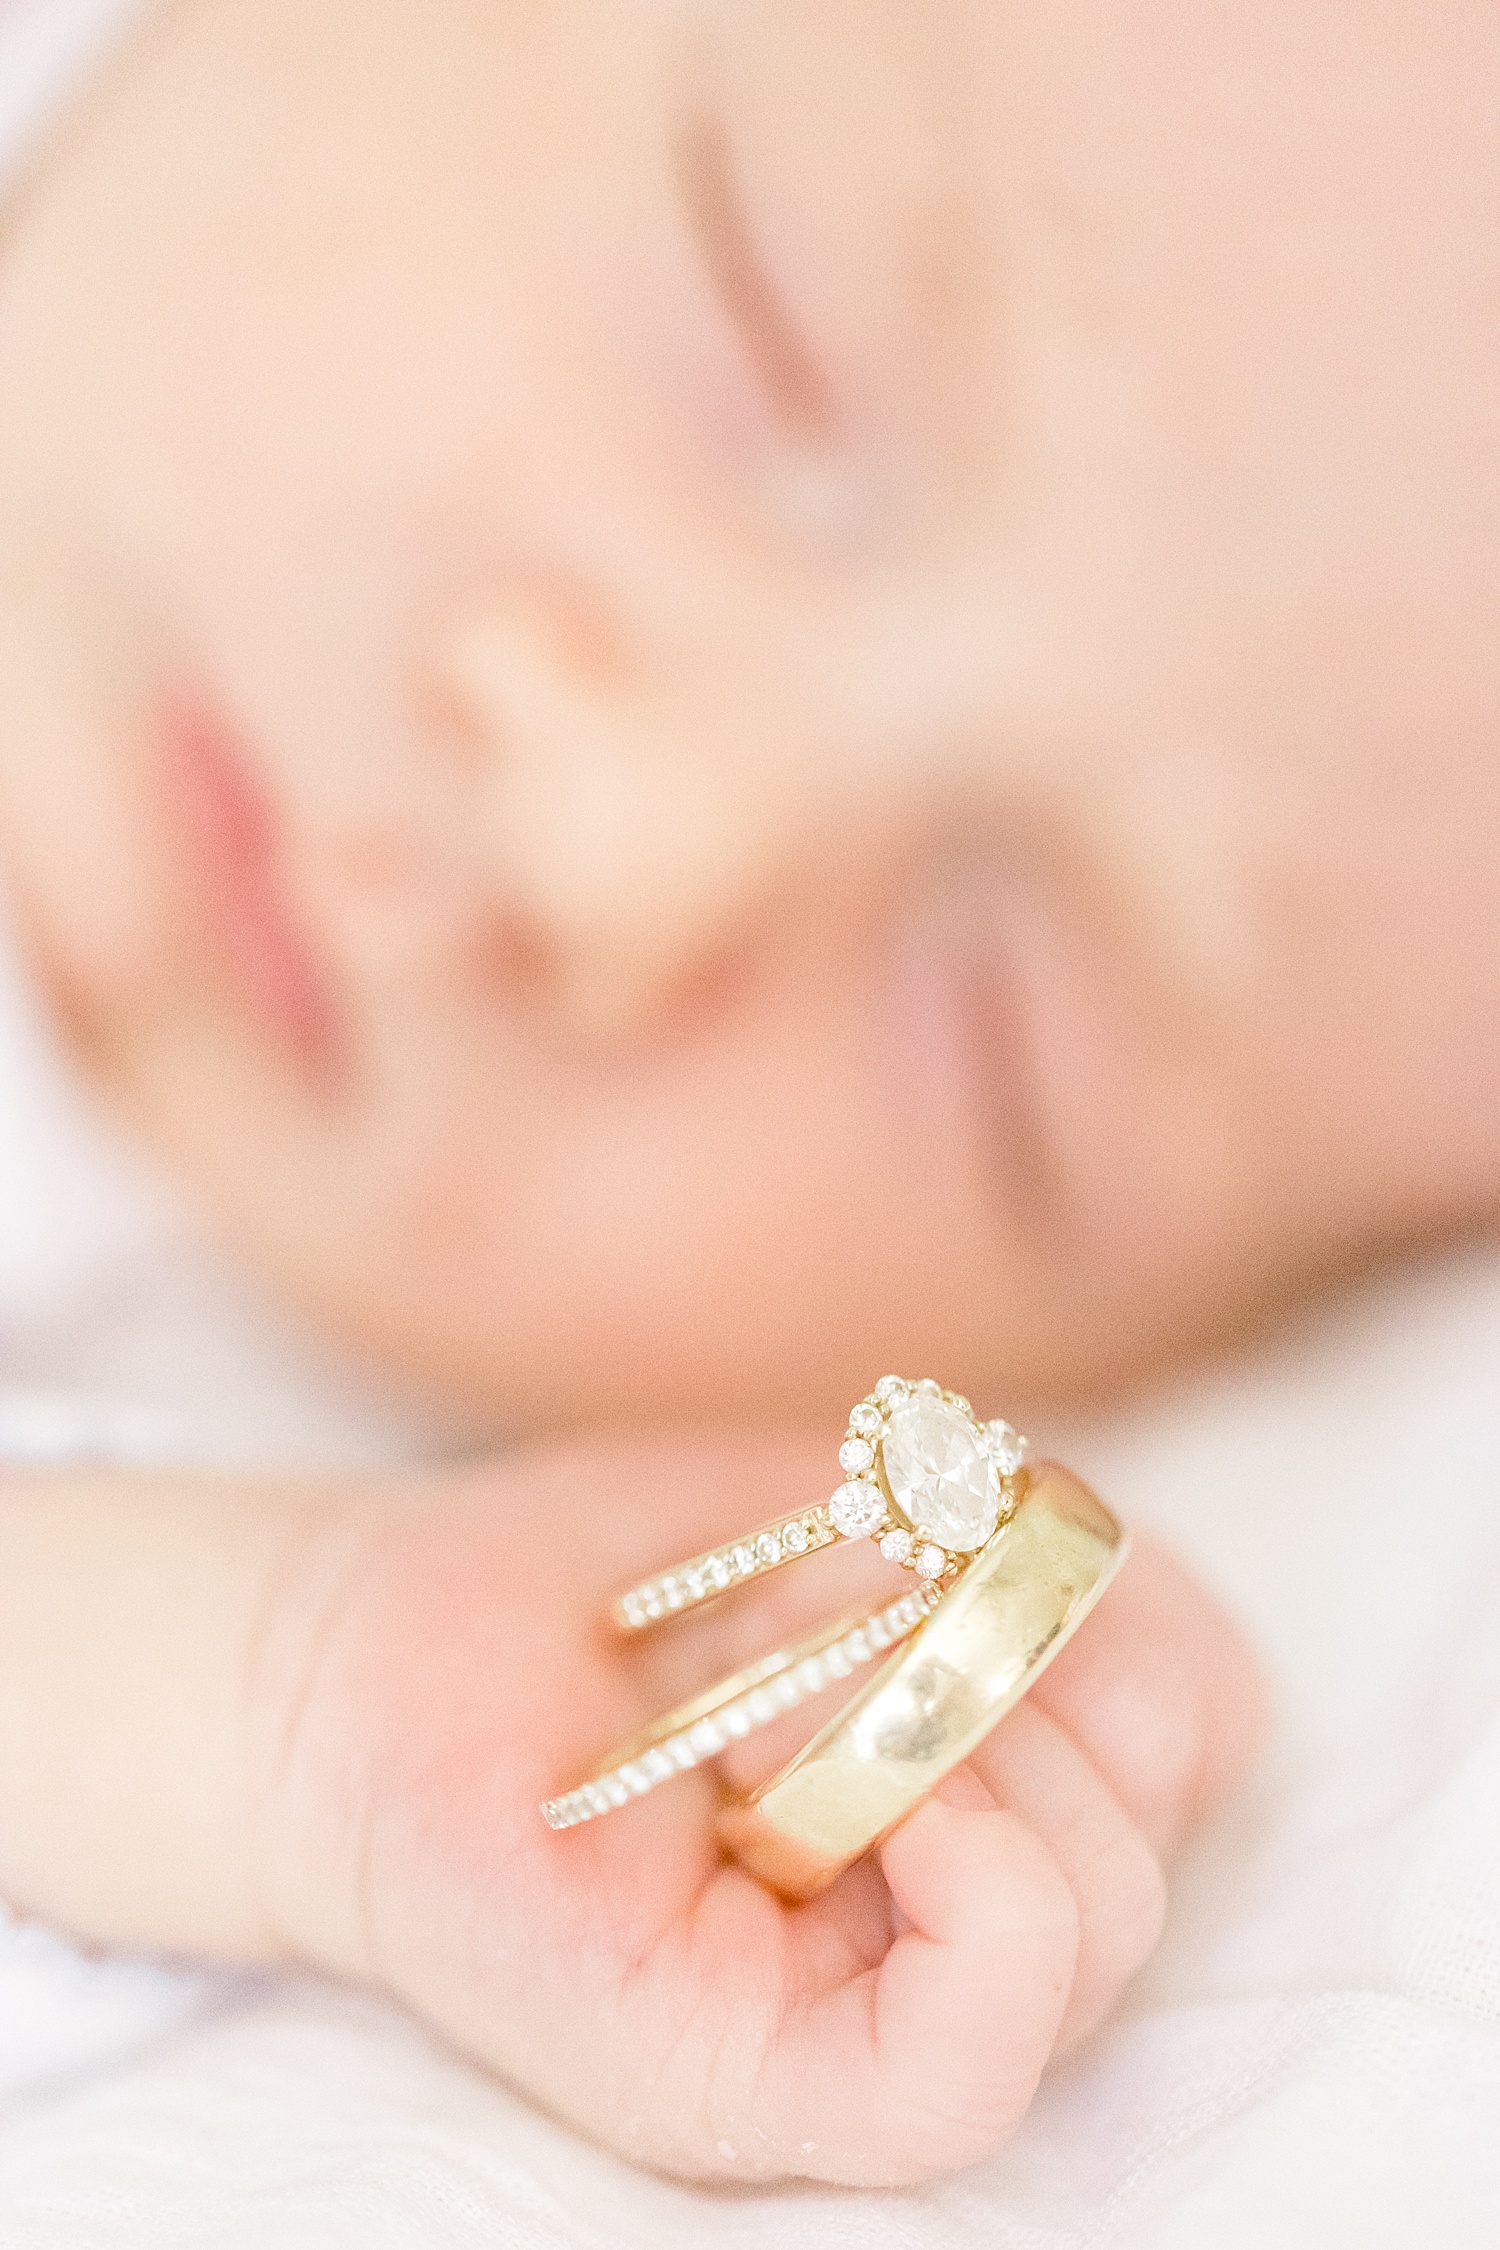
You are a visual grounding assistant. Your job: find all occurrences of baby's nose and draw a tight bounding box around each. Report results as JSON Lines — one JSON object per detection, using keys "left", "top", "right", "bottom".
{"left": 426, "top": 582, "right": 826, "bottom": 1041}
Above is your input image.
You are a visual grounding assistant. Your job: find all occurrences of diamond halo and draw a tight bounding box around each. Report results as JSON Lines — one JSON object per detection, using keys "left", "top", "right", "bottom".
{"left": 611, "top": 1381, "right": 1031, "bottom": 1634}
{"left": 827, "top": 1376, "right": 1030, "bottom": 1584}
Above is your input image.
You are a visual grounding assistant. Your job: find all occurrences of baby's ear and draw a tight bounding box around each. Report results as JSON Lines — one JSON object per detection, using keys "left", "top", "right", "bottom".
{"left": 423, "top": 578, "right": 783, "bottom": 1041}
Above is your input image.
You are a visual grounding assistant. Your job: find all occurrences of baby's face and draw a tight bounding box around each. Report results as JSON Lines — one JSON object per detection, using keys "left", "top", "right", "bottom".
{"left": 0, "top": 0, "right": 1496, "bottom": 1429}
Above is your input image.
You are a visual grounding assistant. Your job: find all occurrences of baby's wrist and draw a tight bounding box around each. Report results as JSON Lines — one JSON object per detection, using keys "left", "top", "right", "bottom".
{"left": 237, "top": 1481, "right": 412, "bottom": 1982}
{"left": 0, "top": 1465, "right": 361, "bottom": 1962}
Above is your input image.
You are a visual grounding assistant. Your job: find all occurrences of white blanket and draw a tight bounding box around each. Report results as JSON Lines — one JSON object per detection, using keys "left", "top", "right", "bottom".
{"left": 0, "top": 0, "right": 149, "bottom": 189}
{"left": 2, "top": 886, "right": 1499, "bottom": 2246}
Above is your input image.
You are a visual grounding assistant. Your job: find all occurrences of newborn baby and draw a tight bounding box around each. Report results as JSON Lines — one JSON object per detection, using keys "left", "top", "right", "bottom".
{"left": 0, "top": 0, "right": 1493, "bottom": 2188}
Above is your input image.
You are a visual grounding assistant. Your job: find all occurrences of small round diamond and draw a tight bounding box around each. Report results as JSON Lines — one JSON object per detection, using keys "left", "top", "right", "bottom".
{"left": 831, "top": 1480, "right": 887, "bottom": 1539}
{"left": 782, "top": 1519, "right": 809, "bottom": 1555}
{"left": 880, "top": 1527, "right": 914, "bottom": 1564}
{"left": 839, "top": 1436, "right": 875, "bottom": 1475}
{"left": 984, "top": 1420, "right": 1028, "bottom": 1476}
{"left": 732, "top": 1544, "right": 755, "bottom": 1576}
{"left": 757, "top": 1530, "right": 781, "bottom": 1567}
{"left": 916, "top": 1377, "right": 942, "bottom": 1398}
{"left": 850, "top": 1403, "right": 883, "bottom": 1436}
{"left": 916, "top": 1543, "right": 948, "bottom": 1579}
{"left": 874, "top": 1375, "right": 908, "bottom": 1403}
{"left": 707, "top": 1554, "right": 732, "bottom": 1590}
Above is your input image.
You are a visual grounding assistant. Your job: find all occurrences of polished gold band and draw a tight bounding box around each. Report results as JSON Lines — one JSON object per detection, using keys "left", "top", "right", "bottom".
{"left": 718, "top": 1460, "right": 1127, "bottom": 1897}
{"left": 544, "top": 1451, "right": 1126, "bottom": 1898}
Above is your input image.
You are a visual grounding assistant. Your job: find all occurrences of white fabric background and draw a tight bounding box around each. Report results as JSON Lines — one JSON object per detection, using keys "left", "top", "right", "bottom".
{"left": 3, "top": 12, "right": 1499, "bottom": 2240}
{"left": 0, "top": 0, "right": 149, "bottom": 192}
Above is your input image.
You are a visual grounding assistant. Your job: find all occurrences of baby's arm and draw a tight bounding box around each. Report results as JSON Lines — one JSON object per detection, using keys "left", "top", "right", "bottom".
{"left": 0, "top": 1464, "right": 350, "bottom": 1954}
{"left": 0, "top": 1442, "right": 1265, "bottom": 2185}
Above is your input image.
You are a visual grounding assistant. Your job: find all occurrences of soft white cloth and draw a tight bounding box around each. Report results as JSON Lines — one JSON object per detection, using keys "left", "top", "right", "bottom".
{"left": 1, "top": 889, "right": 1498, "bottom": 2243}
{"left": 0, "top": 0, "right": 149, "bottom": 194}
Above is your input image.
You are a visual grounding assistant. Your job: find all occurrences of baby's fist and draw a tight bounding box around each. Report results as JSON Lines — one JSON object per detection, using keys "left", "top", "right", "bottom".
{"left": 247, "top": 1439, "right": 1266, "bottom": 2184}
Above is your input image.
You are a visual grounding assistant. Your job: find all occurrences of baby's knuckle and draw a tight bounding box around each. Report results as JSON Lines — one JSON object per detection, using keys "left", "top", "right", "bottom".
{"left": 1089, "top": 1823, "right": 1167, "bottom": 1974}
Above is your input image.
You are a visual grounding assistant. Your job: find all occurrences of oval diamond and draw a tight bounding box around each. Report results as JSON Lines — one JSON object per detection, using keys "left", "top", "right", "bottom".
{"left": 879, "top": 1396, "right": 1000, "bottom": 1552}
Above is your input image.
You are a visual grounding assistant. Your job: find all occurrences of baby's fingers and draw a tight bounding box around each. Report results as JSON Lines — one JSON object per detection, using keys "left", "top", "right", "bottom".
{"left": 767, "top": 1792, "right": 1077, "bottom": 2186}
{"left": 1029, "top": 1531, "right": 1268, "bottom": 1857}
{"left": 967, "top": 1701, "right": 1165, "bottom": 2053}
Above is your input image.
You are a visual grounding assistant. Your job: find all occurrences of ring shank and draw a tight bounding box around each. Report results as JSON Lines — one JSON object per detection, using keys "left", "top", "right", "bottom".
{"left": 717, "top": 1461, "right": 1127, "bottom": 1899}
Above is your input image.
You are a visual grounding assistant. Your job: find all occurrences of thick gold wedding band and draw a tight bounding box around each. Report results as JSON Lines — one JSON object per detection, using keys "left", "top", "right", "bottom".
{"left": 718, "top": 1460, "right": 1126, "bottom": 1899}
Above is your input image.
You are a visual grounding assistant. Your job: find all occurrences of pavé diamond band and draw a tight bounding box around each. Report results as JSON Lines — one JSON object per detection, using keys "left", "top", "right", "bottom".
{"left": 540, "top": 1579, "right": 945, "bottom": 1832}
{"left": 611, "top": 1375, "right": 1032, "bottom": 1631}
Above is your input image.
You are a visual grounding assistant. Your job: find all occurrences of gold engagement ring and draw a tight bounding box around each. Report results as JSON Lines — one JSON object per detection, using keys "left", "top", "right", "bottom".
{"left": 542, "top": 1377, "right": 1127, "bottom": 1898}
{"left": 611, "top": 1375, "right": 1031, "bottom": 1631}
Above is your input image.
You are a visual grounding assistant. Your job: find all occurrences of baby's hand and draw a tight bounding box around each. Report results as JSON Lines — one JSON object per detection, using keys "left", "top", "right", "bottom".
{"left": 250, "top": 1439, "right": 1265, "bottom": 2186}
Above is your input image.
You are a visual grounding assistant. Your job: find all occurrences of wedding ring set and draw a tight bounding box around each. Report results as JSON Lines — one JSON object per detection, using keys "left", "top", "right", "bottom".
{"left": 542, "top": 1377, "right": 1127, "bottom": 1898}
